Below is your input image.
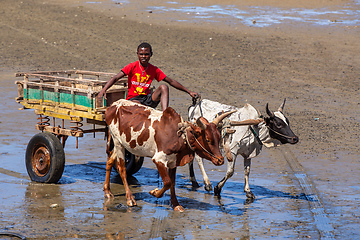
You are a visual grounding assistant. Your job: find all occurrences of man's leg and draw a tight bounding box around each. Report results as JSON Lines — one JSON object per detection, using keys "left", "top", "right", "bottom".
{"left": 152, "top": 84, "right": 169, "bottom": 111}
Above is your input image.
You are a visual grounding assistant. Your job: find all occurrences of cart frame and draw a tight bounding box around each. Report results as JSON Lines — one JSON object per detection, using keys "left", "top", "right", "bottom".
{"left": 15, "top": 70, "right": 143, "bottom": 183}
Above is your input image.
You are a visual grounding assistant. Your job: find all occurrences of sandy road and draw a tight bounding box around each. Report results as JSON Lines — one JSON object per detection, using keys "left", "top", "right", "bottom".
{"left": 1, "top": 0, "right": 360, "bottom": 238}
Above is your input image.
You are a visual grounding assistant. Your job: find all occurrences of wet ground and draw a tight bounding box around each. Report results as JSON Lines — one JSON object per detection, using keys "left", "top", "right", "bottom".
{"left": 0, "top": 72, "right": 336, "bottom": 239}
{"left": 1, "top": 0, "right": 360, "bottom": 239}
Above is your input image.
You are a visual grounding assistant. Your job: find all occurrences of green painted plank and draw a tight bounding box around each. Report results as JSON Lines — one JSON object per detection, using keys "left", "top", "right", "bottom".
{"left": 25, "top": 88, "right": 41, "bottom": 100}
{"left": 75, "top": 94, "right": 92, "bottom": 108}
{"left": 43, "top": 90, "right": 58, "bottom": 102}
{"left": 23, "top": 89, "right": 93, "bottom": 109}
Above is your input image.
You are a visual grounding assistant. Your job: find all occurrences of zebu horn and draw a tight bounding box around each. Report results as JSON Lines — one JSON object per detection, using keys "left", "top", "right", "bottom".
{"left": 266, "top": 103, "right": 275, "bottom": 118}
{"left": 196, "top": 117, "right": 207, "bottom": 130}
{"left": 212, "top": 110, "right": 237, "bottom": 126}
{"left": 277, "top": 98, "right": 286, "bottom": 113}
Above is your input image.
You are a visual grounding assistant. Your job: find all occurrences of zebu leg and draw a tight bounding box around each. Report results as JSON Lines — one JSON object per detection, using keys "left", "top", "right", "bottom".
{"left": 104, "top": 144, "right": 136, "bottom": 206}
{"left": 214, "top": 152, "right": 237, "bottom": 196}
{"left": 104, "top": 132, "right": 115, "bottom": 198}
{"left": 195, "top": 155, "right": 212, "bottom": 191}
{"left": 149, "top": 160, "right": 172, "bottom": 199}
{"left": 188, "top": 160, "right": 200, "bottom": 189}
{"left": 244, "top": 158, "right": 255, "bottom": 199}
{"left": 116, "top": 148, "right": 137, "bottom": 206}
{"left": 169, "top": 167, "right": 184, "bottom": 212}
{"left": 104, "top": 150, "right": 116, "bottom": 198}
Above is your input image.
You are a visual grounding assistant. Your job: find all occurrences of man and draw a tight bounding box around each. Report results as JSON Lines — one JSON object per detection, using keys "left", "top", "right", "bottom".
{"left": 97, "top": 42, "right": 199, "bottom": 110}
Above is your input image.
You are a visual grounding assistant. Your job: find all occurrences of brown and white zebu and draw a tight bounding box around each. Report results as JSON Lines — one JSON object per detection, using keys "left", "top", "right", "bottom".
{"left": 188, "top": 98, "right": 299, "bottom": 198}
{"left": 104, "top": 99, "right": 234, "bottom": 212}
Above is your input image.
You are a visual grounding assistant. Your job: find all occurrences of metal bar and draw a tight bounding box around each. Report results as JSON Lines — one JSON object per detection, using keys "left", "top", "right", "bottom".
{"left": 82, "top": 128, "right": 107, "bottom": 134}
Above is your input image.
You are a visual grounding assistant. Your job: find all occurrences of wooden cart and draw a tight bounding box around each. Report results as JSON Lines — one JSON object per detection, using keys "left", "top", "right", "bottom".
{"left": 15, "top": 70, "right": 144, "bottom": 183}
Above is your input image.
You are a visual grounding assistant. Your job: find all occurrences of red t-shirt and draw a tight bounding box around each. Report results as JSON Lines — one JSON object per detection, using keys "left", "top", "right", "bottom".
{"left": 121, "top": 61, "right": 166, "bottom": 100}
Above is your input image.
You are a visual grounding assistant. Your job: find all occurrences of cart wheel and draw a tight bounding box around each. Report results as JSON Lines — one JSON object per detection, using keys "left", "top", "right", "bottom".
{"left": 25, "top": 132, "right": 65, "bottom": 183}
{"left": 124, "top": 150, "right": 144, "bottom": 175}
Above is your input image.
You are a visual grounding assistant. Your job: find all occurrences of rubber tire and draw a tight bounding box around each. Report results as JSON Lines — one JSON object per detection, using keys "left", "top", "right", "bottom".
{"left": 113, "top": 150, "right": 144, "bottom": 175}
{"left": 25, "top": 132, "right": 65, "bottom": 183}
{"left": 124, "top": 150, "right": 144, "bottom": 175}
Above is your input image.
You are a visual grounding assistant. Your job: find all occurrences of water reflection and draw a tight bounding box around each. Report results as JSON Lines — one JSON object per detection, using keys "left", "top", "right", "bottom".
{"left": 24, "top": 182, "right": 65, "bottom": 220}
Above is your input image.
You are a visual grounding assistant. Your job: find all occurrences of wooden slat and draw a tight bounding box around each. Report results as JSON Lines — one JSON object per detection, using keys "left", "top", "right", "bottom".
{"left": 30, "top": 105, "right": 105, "bottom": 121}
{"left": 75, "top": 70, "right": 116, "bottom": 76}
{"left": 15, "top": 70, "right": 77, "bottom": 77}
{"left": 36, "top": 125, "right": 83, "bottom": 137}
{"left": 25, "top": 82, "right": 97, "bottom": 94}
{"left": 27, "top": 74, "right": 106, "bottom": 86}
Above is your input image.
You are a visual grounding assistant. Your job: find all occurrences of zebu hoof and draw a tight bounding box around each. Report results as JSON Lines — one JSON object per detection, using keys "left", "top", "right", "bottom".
{"left": 204, "top": 183, "right": 213, "bottom": 192}
{"left": 149, "top": 188, "right": 162, "bottom": 198}
{"left": 245, "top": 197, "right": 255, "bottom": 205}
{"left": 191, "top": 181, "right": 200, "bottom": 189}
{"left": 104, "top": 192, "right": 114, "bottom": 199}
{"left": 214, "top": 186, "right": 222, "bottom": 197}
{"left": 127, "top": 198, "right": 137, "bottom": 207}
{"left": 173, "top": 205, "right": 185, "bottom": 212}
{"left": 245, "top": 191, "right": 255, "bottom": 199}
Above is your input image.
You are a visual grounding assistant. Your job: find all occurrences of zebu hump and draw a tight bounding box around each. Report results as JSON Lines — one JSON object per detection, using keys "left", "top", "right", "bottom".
{"left": 190, "top": 99, "right": 259, "bottom": 122}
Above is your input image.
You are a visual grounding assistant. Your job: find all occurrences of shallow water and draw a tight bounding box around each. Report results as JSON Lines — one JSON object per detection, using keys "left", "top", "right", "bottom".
{"left": 84, "top": 0, "right": 360, "bottom": 27}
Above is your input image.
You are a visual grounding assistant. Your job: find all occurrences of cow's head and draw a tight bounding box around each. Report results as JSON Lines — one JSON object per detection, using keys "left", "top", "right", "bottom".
{"left": 264, "top": 99, "right": 299, "bottom": 145}
{"left": 190, "top": 111, "right": 235, "bottom": 166}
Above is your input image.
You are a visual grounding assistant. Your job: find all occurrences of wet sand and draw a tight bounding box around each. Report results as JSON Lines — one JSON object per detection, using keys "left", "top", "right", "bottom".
{"left": 1, "top": 0, "right": 359, "bottom": 239}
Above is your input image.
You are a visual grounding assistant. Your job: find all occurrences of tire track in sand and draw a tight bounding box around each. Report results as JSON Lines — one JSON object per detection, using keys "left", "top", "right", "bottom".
{"left": 279, "top": 145, "right": 335, "bottom": 239}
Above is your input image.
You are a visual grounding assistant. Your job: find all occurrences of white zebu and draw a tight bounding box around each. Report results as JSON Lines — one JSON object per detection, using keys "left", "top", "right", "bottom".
{"left": 188, "top": 98, "right": 299, "bottom": 198}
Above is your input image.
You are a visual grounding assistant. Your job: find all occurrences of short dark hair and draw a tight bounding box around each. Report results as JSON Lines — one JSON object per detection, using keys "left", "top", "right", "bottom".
{"left": 137, "top": 42, "right": 153, "bottom": 56}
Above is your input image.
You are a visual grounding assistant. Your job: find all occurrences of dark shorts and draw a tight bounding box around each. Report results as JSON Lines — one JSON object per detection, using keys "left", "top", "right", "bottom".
{"left": 128, "top": 93, "right": 160, "bottom": 108}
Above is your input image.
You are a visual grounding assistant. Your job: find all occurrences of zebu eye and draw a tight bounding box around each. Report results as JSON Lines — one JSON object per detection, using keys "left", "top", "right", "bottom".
{"left": 275, "top": 121, "right": 283, "bottom": 128}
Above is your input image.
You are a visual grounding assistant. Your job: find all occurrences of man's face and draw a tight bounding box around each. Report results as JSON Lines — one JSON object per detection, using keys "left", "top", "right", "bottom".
{"left": 137, "top": 47, "right": 151, "bottom": 66}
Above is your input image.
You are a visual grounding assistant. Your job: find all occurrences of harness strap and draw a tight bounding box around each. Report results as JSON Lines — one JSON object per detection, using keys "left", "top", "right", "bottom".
{"left": 250, "top": 126, "right": 263, "bottom": 146}
{"left": 266, "top": 126, "right": 294, "bottom": 139}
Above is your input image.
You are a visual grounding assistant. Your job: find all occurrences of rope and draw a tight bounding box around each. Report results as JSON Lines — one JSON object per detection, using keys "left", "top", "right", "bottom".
{"left": 178, "top": 117, "right": 223, "bottom": 162}
{"left": 193, "top": 134, "right": 223, "bottom": 162}
{"left": 188, "top": 97, "right": 203, "bottom": 121}
{"left": 184, "top": 128, "right": 195, "bottom": 152}
{"left": 266, "top": 126, "right": 294, "bottom": 139}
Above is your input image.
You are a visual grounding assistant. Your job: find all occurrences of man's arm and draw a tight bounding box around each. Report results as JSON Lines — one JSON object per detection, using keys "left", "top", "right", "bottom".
{"left": 97, "top": 71, "right": 125, "bottom": 104}
{"left": 163, "top": 76, "right": 199, "bottom": 98}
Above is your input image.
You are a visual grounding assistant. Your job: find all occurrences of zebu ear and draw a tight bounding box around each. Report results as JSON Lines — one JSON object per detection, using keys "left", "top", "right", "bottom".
{"left": 196, "top": 117, "right": 208, "bottom": 130}
{"left": 277, "top": 98, "right": 286, "bottom": 113}
{"left": 263, "top": 116, "right": 271, "bottom": 125}
{"left": 266, "top": 103, "right": 275, "bottom": 118}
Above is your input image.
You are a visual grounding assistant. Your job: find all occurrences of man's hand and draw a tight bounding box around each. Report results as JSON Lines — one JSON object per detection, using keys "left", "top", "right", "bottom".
{"left": 189, "top": 91, "right": 200, "bottom": 99}
{"left": 96, "top": 91, "right": 106, "bottom": 108}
